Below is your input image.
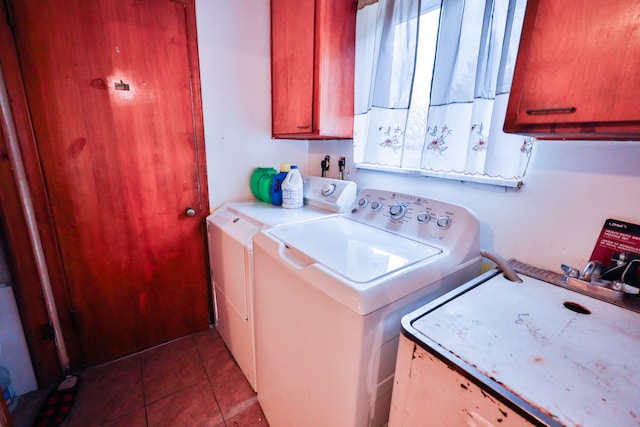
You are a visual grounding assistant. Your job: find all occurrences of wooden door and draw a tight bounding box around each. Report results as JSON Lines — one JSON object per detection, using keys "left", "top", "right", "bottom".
{"left": 9, "top": 0, "right": 210, "bottom": 365}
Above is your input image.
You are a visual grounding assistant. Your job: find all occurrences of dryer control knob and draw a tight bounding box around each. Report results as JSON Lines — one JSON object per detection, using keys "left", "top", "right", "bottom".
{"left": 389, "top": 203, "right": 407, "bottom": 220}
{"left": 321, "top": 183, "right": 336, "bottom": 196}
{"left": 417, "top": 212, "right": 431, "bottom": 223}
{"left": 358, "top": 197, "right": 369, "bottom": 208}
{"left": 371, "top": 200, "right": 382, "bottom": 211}
{"left": 437, "top": 216, "right": 451, "bottom": 229}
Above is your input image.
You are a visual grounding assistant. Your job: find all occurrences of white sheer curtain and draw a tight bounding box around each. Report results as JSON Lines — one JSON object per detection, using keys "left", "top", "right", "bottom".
{"left": 354, "top": 0, "right": 422, "bottom": 168}
{"left": 354, "top": 0, "right": 534, "bottom": 185}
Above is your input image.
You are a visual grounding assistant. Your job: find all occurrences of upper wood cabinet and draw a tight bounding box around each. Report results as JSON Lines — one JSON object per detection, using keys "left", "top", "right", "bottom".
{"left": 504, "top": 0, "right": 640, "bottom": 139}
{"left": 270, "top": 0, "right": 356, "bottom": 139}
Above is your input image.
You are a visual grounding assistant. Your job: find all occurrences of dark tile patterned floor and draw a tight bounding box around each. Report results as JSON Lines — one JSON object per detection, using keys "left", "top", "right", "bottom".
{"left": 9, "top": 328, "right": 268, "bottom": 426}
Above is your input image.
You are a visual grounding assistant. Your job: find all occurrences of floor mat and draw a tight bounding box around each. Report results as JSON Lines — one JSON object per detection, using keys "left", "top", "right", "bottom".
{"left": 33, "top": 375, "right": 80, "bottom": 427}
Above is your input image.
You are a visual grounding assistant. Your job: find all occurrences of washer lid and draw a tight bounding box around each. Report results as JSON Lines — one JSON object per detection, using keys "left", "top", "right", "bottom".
{"left": 268, "top": 217, "right": 441, "bottom": 283}
{"left": 209, "top": 201, "right": 336, "bottom": 229}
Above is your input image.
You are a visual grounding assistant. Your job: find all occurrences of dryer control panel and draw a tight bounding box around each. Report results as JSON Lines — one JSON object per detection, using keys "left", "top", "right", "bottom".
{"left": 303, "top": 176, "right": 357, "bottom": 213}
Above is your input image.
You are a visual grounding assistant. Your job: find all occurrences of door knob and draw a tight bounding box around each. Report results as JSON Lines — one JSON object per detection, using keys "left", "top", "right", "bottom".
{"left": 184, "top": 207, "right": 196, "bottom": 217}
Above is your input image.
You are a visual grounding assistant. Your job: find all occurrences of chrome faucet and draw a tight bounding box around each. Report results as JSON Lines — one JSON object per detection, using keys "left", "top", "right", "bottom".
{"left": 561, "top": 264, "right": 580, "bottom": 281}
{"left": 579, "top": 261, "right": 602, "bottom": 282}
{"left": 562, "top": 261, "right": 602, "bottom": 282}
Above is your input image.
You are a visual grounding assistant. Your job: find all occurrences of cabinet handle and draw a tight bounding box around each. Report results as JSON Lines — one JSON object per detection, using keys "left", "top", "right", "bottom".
{"left": 526, "top": 107, "right": 576, "bottom": 115}
{"left": 296, "top": 125, "right": 311, "bottom": 129}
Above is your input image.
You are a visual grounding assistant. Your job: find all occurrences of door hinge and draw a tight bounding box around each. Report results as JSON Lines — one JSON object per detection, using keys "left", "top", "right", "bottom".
{"left": 40, "top": 322, "right": 56, "bottom": 340}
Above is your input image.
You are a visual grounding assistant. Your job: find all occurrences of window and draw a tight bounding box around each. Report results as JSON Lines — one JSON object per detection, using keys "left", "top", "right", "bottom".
{"left": 354, "top": 0, "right": 534, "bottom": 187}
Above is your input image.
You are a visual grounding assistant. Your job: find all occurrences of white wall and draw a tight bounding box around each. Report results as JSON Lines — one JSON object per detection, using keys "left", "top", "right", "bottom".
{"left": 196, "top": 0, "right": 309, "bottom": 209}
{"left": 198, "top": 0, "right": 640, "bottom": 275}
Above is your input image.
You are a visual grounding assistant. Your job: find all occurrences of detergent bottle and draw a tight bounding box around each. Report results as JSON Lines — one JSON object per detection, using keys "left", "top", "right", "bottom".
{"left": 270, "top": 163, "right": 291, "bottom": 206}
{"left": 281, "top": 166, "right": 303, "bottom": 208}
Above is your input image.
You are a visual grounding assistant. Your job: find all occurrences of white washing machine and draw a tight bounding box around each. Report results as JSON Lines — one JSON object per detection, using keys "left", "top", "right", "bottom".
{"left": 206, "top": 176, "right": 356, "bottom": 391}
{"left": 253, "top": 189, "right": 481, "bottom": 427}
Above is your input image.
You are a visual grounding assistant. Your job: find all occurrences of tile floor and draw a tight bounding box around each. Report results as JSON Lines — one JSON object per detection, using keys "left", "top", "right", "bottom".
{"left": 9, "top": 327, "right": 269, "bottom": 427}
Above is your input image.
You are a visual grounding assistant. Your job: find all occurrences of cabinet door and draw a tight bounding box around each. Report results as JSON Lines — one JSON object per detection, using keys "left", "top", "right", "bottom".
{"left": 270, "top": 0, "right": 355, "bottom": 139}
{"left": 313, "top": 0, "right": 356, "bottom": 139}
{"left": 270, "top": 0, "right": 315, "bottom": 136}
{"left": 504, "top": 0, "right": 640, "bottom": 139}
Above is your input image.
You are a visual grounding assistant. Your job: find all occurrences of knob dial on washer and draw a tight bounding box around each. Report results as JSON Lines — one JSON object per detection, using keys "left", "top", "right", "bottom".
{"left": 417, "top": 212, "right": 431, "bottom": 223}
{"left": 358, "top": 197, "right": 369, "bottom": 208}
{"left": 437, "top": 216, "right": 451, "bottom": 229}
{"left": 321, "top": 183, "right": 336, "bottom": 196}
{"left": 389, "top": 203, "right": 407, "bottom": 220}
{"left": 371, "top": 200, "right": 382, "bottom": 211}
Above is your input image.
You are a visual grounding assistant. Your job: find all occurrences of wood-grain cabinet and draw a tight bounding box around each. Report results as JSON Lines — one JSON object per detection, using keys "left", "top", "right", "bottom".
{"left": 504, "top": 0, "right": 640, "bottom": 139}
{"left": 270, "top": 0, "right": 356, "bottom": 139}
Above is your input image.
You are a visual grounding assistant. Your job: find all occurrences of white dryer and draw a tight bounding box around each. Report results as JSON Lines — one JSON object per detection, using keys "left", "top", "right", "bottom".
{"left": 253, "top": 189, "right": 481, "bottom": 427}
{"left": 206, "top": 176, "right": 356, "bottom": 391}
